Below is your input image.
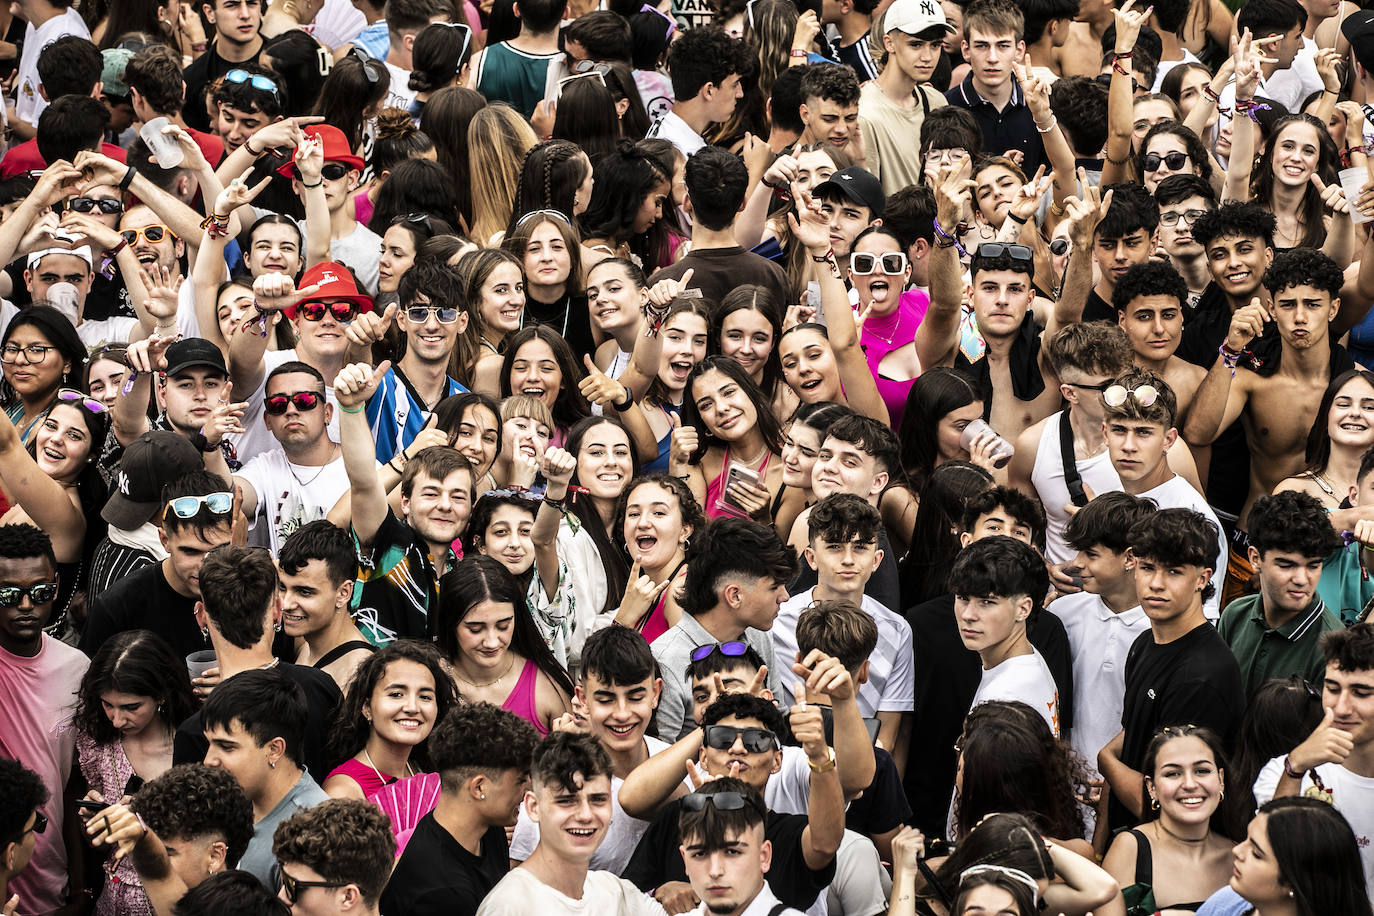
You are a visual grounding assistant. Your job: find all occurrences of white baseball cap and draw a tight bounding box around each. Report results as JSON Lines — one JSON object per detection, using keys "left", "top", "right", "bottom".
{"left": 884, "top": 0, "right": 955, "bottom": 35}
{"left": 27, "top": 245, "right": 93, "bottom": 270}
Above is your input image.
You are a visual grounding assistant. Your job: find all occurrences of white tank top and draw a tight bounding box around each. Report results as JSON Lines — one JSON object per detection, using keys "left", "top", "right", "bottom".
{"left": 1031, "top": 410, "right": 1123, "bottom": 564}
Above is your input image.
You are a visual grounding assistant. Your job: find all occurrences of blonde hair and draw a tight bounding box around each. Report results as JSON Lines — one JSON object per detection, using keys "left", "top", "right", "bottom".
{"left": 500, "top": 394, "right": 555, "bottom": 432}
{"left": 468, "top": 104, "right": 538, "bottom": 245}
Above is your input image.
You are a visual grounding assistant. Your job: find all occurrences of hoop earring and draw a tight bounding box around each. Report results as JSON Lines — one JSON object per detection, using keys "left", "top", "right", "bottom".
{"left": 1149, "top": 795, "right": 1160, "bottom": 811}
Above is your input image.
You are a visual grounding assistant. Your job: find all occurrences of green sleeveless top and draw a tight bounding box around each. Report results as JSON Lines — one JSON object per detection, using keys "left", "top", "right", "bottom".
{"left": 476, "top": 42, "right": 559, "bottom": 118}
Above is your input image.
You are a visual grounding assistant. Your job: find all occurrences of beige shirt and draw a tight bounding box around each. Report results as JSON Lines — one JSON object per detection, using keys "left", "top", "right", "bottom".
{"left": 857, "top": 80, "right": 947, "bottom": 196}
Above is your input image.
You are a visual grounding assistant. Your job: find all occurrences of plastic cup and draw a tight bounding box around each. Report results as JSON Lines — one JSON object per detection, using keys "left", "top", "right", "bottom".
{"left": 186, "top": 650, "right": 217, "bottom": 680}
{"left": 1340, "top": 167, "right": 1371, "bottom": 226}
{"left": 140, "top": 117, "right": 185, "bottom": 169}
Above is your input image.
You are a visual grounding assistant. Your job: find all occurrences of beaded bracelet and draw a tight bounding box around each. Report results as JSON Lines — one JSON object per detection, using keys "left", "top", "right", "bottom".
{"left": 1234, "top": 99, "right": 1271, "bottom": 123}
{"left": 931, "top": 219, "right": 969, "bottom": 257}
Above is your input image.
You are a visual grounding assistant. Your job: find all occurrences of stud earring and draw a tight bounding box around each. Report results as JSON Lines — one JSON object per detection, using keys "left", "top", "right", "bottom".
{"left": 479, "top": 792, "right": 486, "bottom": 800}
{"left": 268, "top": 759, "right": 276, "bottom": 769}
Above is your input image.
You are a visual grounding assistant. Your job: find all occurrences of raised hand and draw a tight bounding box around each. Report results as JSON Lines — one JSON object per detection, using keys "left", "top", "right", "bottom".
{"left": 1008, "top": 165, "right": 1054, "bottom": 225}
{"left": 1064, "top": 168, "right": 1114, "bottom": 247}
{"left": 541, "top": 446, "right": 577, "bottom": 489}
{"left": 786, "top": 182, "right": 832, "bottom": 252}
{"left": 647, "top": 267, "right": 695, "bottom": 307}
{"left": 792, "top": 9, "right": 820, "bottom": 54}
{"left": 294, "top": 135, "right": 324, "bottom": 185}
{"left": 252, "top": 271, "right": 323, "bottom": 314}
{"left": 247, "top": 115, "right": 324, "bottom": 156}
{"left": 345, "top": 301, "right": 396, "bottom": 348}
{"left": 1314, "top": 175, "right": 1350, "bottom": 216}
{"left": 1225, "top": 298, "right": 1269, "bottom": 352}
{"left": 741, "top": 131, "right": 772, "bottom": 180}
{"left": 214, "top": 167, "right": 274, "bottom": 216}
{"left": 140, "top": 264, "right": 184, "bottom": 323}
{"left": 578, "top": 354, "right": 630, "bottom": 409}
{"left": 83, "top": 802, "right": 146, "bottom": 862}
{"left": 794, "top": 649, "right": 856, "bottom": 702}
{"left": 929, "top": 161, "right": 976, "bottom": 227}
{"left": 890, "top": 825, "right": 926, "bottom": 872}
{"left": 57, "top": 209, "right": 123, "bottom": 252}
{"left": 788, "top": 681, "right": 829, "bottom": 760}
{"left": 668, "top": 414, "right": 699, "bottom": 475}
{"left": 201, "top": 382, "right": 247, "bottom": 447}
{"left": 1111, "top": 0, "right": 1153, "bottom": 55}
{"left": 334, "top": 360, "right": 390, "bottom": 410}
{"left": 763, "top": 153, "right": 800, "bottom": 190}
{"left": 73, "top": 149, "right": 130, "bottom": 187}
{"left": 125, "top": 332, "right": 179, "bottom": 375}
{"left": 1315, "top": 45, "right": 1343, "bottom": 93}
{"left": 619, "top": 559, "right": 672, "bottom": 625}
{"left": 1289, "top": 706, "right": 1354, "bottom": 772}
{"left": 30, "top": 159, "right": 82, "bottom": 208}
{"left": 163, "top": 122, "right": 211, "bottom": 173}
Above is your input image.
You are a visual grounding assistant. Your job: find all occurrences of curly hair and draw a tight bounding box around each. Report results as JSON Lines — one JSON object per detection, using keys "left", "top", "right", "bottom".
{"left": 0, "top": 757, "right": 47, "bottom": 845}
{"left": 429, "top": 702, "right": 542, "bottom": 787}
{"left": 807, "top": 492, "right": 882, "bottom": 546}
{"left": 1191, "top": 201, "right": 1277, "bottom": 250}
{"left": 172, "top": 870, "right": 288, "bottom": 916}
{"left": 531, "top": 731, "right": 612, "bottom": 792}
{"left": 72, "top": 630, "right": 196, "bottom": 745}
{"left": 614, "top": 473, "right": 706, "bottom": 558}
{"left": 272, "top": 800, "right": 395, "bottom": 906}
{"left": 326, "top": 640, "right": 458, "bottom": 771}
{"left": 132, "top": 764, "right": 253, "bottom": 867}
{"left": 0, "top": 523, "right": 55, "bottom": 567}
{"left": 1247, "top": 490, "right": 1343, "bottom": 560}
{"left": 1044, "top": 321, "right": 1133, "bottom": 378}
{"left": 1128, "top": 508, "right": 1221, "bottom": 601}
{"left": 1111, "top": 260, "right": 1190, "bottom": 314}
{"left": 1262, "top": 247, "right": 1344, "bottom": 298}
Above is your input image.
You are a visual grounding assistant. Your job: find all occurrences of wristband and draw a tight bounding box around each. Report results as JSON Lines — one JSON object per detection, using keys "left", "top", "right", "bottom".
{"left": 611, "top": 388, "right": 633, "bottom": 411}
{"left": 336, "top": 403, "right": 364, "bottom": 413}
{"left": 789, "top": 48, "right": 808, "bottom": 58}
{"left": 301, "top": 179, "right": 322, "bottom": 189}
{"left": 809, "top": 247, "right": 835, "bottom": 263}
{"left": 244, "top": 138, "right": 261, "bottom": 157}
{"left": 1006, "top": 212, "right": 1028, "bottom": 225}
{"left": 387, "top": 458, "right": 404, "bottom": 474}
{"left": 1034, "top": 116, "right": 1057, "bottom": 134}
{"left": 931, "top": 219, "right": 969, "bottom": 257}
{"left": 1234, "top": 98, "right": 1271, "bottom": 124}
{"left": 119, "top": 167, "right": 137, "bottom": 192}
{"left": 1283, "top": 754, "right": 1306, "bottom": 780}
{"left": 1203, "top": 85, "right": 1223, "bottom": 105}
{"left": 1219, "top": 342, "right": 1240, "bottom": 376}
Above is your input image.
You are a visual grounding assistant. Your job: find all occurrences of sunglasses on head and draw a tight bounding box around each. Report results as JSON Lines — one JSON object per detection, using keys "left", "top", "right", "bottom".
{"left": 1049, "top": 237, "right": 1070, "bottom": 256}
{"left": 224, "top": 68, "right": 282, "bottom": 104}
{"left": 0, "top": 582, "right": 58, "bottom": 608}
{"left": 349, "top": 47, "right": 381, "bottom": 84}
{"left": 558, "top": 68, "right": 607, "bottom": 94}
{"left": 120, "top": 225, "right": 174, "bottom": 246}
{"left": 703, "top": 724, "right": 778, "bottom": 753}
{"left": 405, "top": 304, "right": 462, "bottom": 324}
{"left": 1063, "top": 378, "right": 1115, "bottom": 393}
{"left": 163, "top": 492, "right": 233, "bottom": 521}
{"left": 1103, "top": 383, "right": 1160, "bottom": 408}
{"left": 639, "top": 3, "right": 677, "bottom": 40}
{"left": 850, "top": 251, "right": 908, "bottom": 275}
{"left": 298, "top": 301, "right": 357, "bottom": 323}
{"left": 681, "top": 790, "right": 766, "bottom": 815}
{"left": 690, "top": 641, "right": 750, "bottom": 663}
{"left": 1143, "top": 151, "right": 1189, "bottom": 172}
{"left": 392, "top": 212, "right": 433, "bottom": 229}
{"left": 68, "top": 197, "right": 123, "bottom": 215}
{"left": 264, "top": 390, "right": 323, "bottom": 415}
{"left": 57, "top": 387, "right": 108, "bottom": 413}
{"left": 272, "top": 864, "right": 344, "bottom": 905}
{"left": 974, "top": 242, "right": 1033, "bottom": 263}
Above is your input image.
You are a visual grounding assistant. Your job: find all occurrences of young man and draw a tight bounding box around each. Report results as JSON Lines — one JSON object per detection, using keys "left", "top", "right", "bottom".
{"left": 0, "top": 525, "right": 89, "bottom": 916}
{"left": 211, "top": 61, "right": 284, "bottom": 155}
{"left": 798, "top": 64, "right": 864, "bottom": 165}
{"left": 271, "top": 799, "right": 395, "bottom": 916}
{"left": 1254, "top": 623, "right": 1374, "bottom": 898}
{"left": 1145, "top": 0, "right": 1200, "bottom": 87}
{"left": 111, "top": 338, "right": 235, "bottom": 456}
{"left": 81, "top": 470, "right": 236, "bottom": 659}
{"left": 1056, "top": 491, "right": 1153, "bottom": 780}
{"left": 1184, "top": 249, "right": 1357, "bottom": 603}
{"left": 1217, "top": 490, "right": 1344, "bottom": 696}
{"left": 775, "top": 494, "right": 914, "bottom": 768}
{"left": 183, "top": 0, "right": 265, "bottom": 131}
{"left": 1153, "top": 175, "right": 1217, "bottom": 309}
{"left": 1061, "top": 0, "right": 1114, "bottom": 79}
{"left": 1113, "top": 260, "right": 1206, "bottom": 415}
{"left": 277, "top": 520, "right": 372, "bottom": 690}
{"left": 0, "top": 759, "right": 49, "bottom": 909}
{"left": 1009, "top": 321, "right": 1134, "bottom": 565}
{"left": 476, "top": 733, "right": 666, "bottom": 915}
{"left": 1047, "top": 75, "right": 1107, "bottom": 187}
{"left": 1023, "top": 0, "right": 1079, "bottom": 79}
{"left": 1081, "top": 183, "right": 1160, "bottom": 324}
{"left": 282, "top": 125, "right": 381, "bottom": 294}
{"left": 233, "top": 362, "right": 348, "bottom": 555}
{"left": 336, "top": 359, "right": 474, "bottom": 644}
{"left": 200, "top": 668, "right": 330, "bottom": 888}
{"left": 123, "top": 43, "right": 225, "bottom": 165}
{"left": 387, "top": 0, "right": 457, "bottom": 111}
{"left": 950, "top": 535, "right": 1059, "bottom": 734}
{"left": 812, "top": 166, "right": 884, "bottom": 264}
{"left": 1178, "top": 202, "right": 1278, "bottom": 369}
{"left": 8, "top": 0, "right": 91, "bottom": 140}
{"left": 651, "top": 516, "right": 796, "bottom": 740}
{"left": 858, "top": 0, "right": 950, "bottom": 195}
{"left": 646, "top": 29, "right": 751, "bottom": 158}
{"left": 1098, "top": 509, "right": 1245, "bottom": 830}
{"left": 511, "top": 627, "right": 670, "bottom": 874}
{"left": 944, "top": 0, "right": 1047, "bottom": 176}
{"left": 383, "top": 704, "right": 540, "bottom": 916}
{"left": 678, "top": 780, "right": 807, "bottom": 916}
{"left": 1229, "top": 0, "right": 1319, "bottom": 114}
{"left": 1102, "top": 367, "right": 1227, "bottom": 617}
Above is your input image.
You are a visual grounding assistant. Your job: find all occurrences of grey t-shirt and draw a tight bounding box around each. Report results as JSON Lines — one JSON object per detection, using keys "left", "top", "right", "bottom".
{"left": 238, "top": 770, "right": 330, "bottom": 887}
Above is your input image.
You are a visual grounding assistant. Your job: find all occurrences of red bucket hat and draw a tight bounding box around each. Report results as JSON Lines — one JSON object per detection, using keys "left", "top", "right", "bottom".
{"left": 286, "top": 260, "right": 374, "bottom": 318}
{"left": 276, "top": 124, "right": 366, "bottom": 178}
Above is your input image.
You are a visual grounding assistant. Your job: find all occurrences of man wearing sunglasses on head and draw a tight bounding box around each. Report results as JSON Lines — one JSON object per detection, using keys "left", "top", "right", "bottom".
{"left": 0, "top": 523, "right": 89, "bottom": 916}
{"left": 182, "top": 0, "right": 266, "bottom": 133}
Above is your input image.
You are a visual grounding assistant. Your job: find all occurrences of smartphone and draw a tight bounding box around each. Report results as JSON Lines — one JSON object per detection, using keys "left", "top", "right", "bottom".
{"left": 76, "top": 799, "right": 109, "bottom": 814}
{"left": 716, "top": 463, "right": 761, "bottom": 516}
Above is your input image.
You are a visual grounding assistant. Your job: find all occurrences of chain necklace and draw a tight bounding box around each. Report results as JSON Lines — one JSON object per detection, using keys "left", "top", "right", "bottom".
{"left": 287, "top": 444, "right": 340, "bottom": 489}
{"left": 454, "top": 654, "right": 516, "bottom": 690}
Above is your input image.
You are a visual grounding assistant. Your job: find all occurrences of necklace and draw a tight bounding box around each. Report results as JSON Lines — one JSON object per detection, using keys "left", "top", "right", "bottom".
{"left": 287, "top": 444, "right": 339, "bottom": 489}
{"left": 1156, "top": 819, "right": 1208, "bottom": 845}
{"left": 454, "top": 654, "right": 516, "bottom": 690}
{"left": 733, "top": 443, "right": 770, "bottom": 469}
{"left": 362, "top": 748, "right": 414, "bottom": 787}
{"left": 866, "top": 308, "right": 902, "bottom": 347}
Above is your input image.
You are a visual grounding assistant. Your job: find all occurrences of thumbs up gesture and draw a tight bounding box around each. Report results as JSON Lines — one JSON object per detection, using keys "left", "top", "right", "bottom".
{"left": 1290, "top": 706, "right": 1355, "bottom": 773}
{"left": 578, "top": 354, "right": 631, "bottom": 410}
{"left": 346, "top": 301, "right": 398, "bottom": 348}
{"left": 668, "top": 413, "right": 698, "bottom": 476}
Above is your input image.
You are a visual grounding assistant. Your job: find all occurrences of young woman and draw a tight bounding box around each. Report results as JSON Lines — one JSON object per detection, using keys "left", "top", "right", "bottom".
{"left": 465, "top": 248, "right": 527, "bottom": 396}
{"left": 1196, "top": 797, "right": 1373, "bottom": 916}
{"left": 499, "top": 326, "right": 591, "bottom": 446}
{"left": 1135, "top": 121, "right": 1215, "bottom": 194}
{"left": 407, "top": 22, "right": 475, "bottom": 119}
{"left": 637, "top": 298, "right": 711, "bottom": 474}
{"left": 580, "top": 143, "right": 673, "bottom": 269}
{"left": 848, "top": 227, "right": 921, "bottom": 428}
{"left": 351, "top": 109, "right": 436, "bottom": 228}
{"left": 368, "top": 158, "right": 463, "bottom": 236}
{"left": 491, "top": 395, "right": 553, "bottom": 489}
{"left": 899, "top": 368, "right": 995, "bottom": 497}
{"left": 84, "top": 342, "right": 131, "bottom": 471}
{"left": 72, "top": 630, "right": 196, "bottom": 916}
{"left": 714, "top": 286, "right": 798, "bottom": 426}
{"left": 378, "top": 212, "right": 453, "bottom": 300}
{"left": 1, "top": 306, "right": 88, "bottom": 444}
{"left": 419, "top": 87, "right": 487, "bottom": 231}
{"left": 611, "top": 474, "right": 703, "bottom": 641}
{"left": 512, "top": 140, "right": 596, "bottom": 226}
{"left": 1104, "top": 725, "right": 1238, "bottom": 916}
{"left": 467, "top": 105, "right": 539, "bottom": 245}
{"left": 1228, "top": 677, "right": 1323, "bottom": 818}
{"left": 771, "top": 401, "right": 855, "bottom": 540}
{"left": 585, "top": 257, "right": 646, "bottom": 377}
{"left": 551, "top": 77, "right": 621, "bottom": 166}
{"left": 899, "top": 460, "right": 994, "bottom": 607}
{"left": 952, "top": 869, "right": 1039, "bottom": 916}
{"left": 1160, "top": 61, "right": 1214, "bottom": 122}
{"left": 324, "top": 641, "right": 457, "bottom": 800}
{"left": 1232, "top": 112, "right": 1342, "bottom": 251}
{"left": 314, "top": 54, "right": 390, "bottom": 165}
{"left": 503, "top": 210, "right": 594, "bottom": 360}
{"left": 674, "top": 356, "right": 786, "bottom": 523}
{"left": 433, "top": 392, "right": 502, "bottom": 492}
{"left": 970, "top": 156, "right": 1029, "bottom": 234}
{"left": 436, "top": 555, "right": 574, "bottom": 736}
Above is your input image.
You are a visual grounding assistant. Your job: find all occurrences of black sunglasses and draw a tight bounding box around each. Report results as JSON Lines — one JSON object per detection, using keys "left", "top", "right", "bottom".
{"left": 264, "top": 390, "right": 323, "bottom": 415}
{"left": 1049, "top": 238, "right": 1069, "bottom": 256}
{"left": 273, "top": 864, "right": 344, "bottom": 904}
{"left": 974, "top": 242, "right": 1033, "bottom": 262}
{"left": 1063, "top": 379, "right": 1115, "bottom": 392}
{"left": 690, "top": 641, "right": 749, "bottom": 663}
{"left": 68, "top": 197, "right": 124, "bottom": 215}
{"left": 0, "top": 581, "right": 58, "bottom": 608}
{"left": 1143, "top": 151, "right": 1189, "bottom": 172}
{"left": 681, "top": 790, "right": 767, "bottom": 816}
{"left": 703, "top": 725, "right": 778, "bottom": 753}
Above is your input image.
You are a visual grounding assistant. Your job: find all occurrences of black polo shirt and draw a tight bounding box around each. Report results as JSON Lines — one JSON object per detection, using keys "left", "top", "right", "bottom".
{"left": 381, "top": 815, "right": 509, "bottom": 916}
{"left": 944, "top": 74, "right": 1047, "bottom": 178}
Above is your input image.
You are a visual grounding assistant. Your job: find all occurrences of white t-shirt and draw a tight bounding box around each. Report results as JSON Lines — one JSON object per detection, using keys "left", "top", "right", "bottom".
{"left": 1152, "top": 49, "right": 1201, "bottom": 92}
{"left": 14, "top": 9, "right": 90, "bottom": 126}
{"left": 235, "top": 450, "right": 349, "bottom": 555}
{"left": 1136, "top": 474, "right": 1227, "bottom": 620}
{"left": 76, "top": 316, "right": 138, "bottom": 349}
{"left": 970, "top": 648, "right": 1060, "bottom": 736}
{"left": 476, "top": 866, "right": 668, "bottom": 916}
{"left": 1253, "top": 756, "right": 1374, "bottom": 900}
{"left": 1264, "top": 38, "right": 1324, "bottom": 115}
{"left": 1053, "top": 592, "right": 1149, "bottom": 777}
{"left": 329, "top": 222, "right": 383, "bottom": 296}
{"left": 1032, "top": 412, "right": 1123, "bottom": 565}
{"left": 383, "top": 61, "right": 418, "bottom": 112}
{"left": 646, "top": 111, "right": 705, "bottom": 158}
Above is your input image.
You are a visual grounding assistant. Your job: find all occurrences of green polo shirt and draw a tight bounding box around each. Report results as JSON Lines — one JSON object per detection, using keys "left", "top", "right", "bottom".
{"left": 1217, "top": 593, "right": 1345, "bottom": 696}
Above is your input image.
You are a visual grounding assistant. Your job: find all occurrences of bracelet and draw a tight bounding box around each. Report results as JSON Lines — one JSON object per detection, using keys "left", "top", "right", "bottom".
{"left": 337, "top": 403, "right": 364, "bottom": 413}
{"left": 119, "top": 166, "right": 137, "bottom": 191}
{"left": 543, "top": 492, "right": 567, "bottom": 510}
{"left": 1113, "top": 49, "right": 1133, "bottom": 58}
{"left": 108, "top": 237, "right": 129, "bottom": 257}
{"left": 931, "top": 218, "right": 969, "bottom": 257}
{"left": 191, "top": 41, "right": 208, "bottom": 51}
{"left": 301, "top": 179, "right": 322, "bottom": 189}
{"left": 1283, "top": 754, "right": 1306, "bottom": 780}
{"left": 809, "top": 247, "right": 835, "bottom": 263}
{"left": 1219, "top": 342, "right": 1240, "bottom": 376}
{"left": 1006, "top": 211, "right": 1028, "bottom": 225}
{"left": 789, "top": 48, "right": 808, "bottom": 58}
{"left": 1111, "top": 57, "right": 1131, "bottom": 77}
{"left": 1034, "top": 116, "right": 1057, "bottom": 134}
{"left": 611, "top": 388, "right": 633, "bottom": 411}
{"left": 244, "top": 138, "right": 261, "bottom": 157}
{"left": 1324, "top": 87, "right": 1339, "bottom": 95}
{"left": 387, "top": 458, "right": 404, "bottom": 474}
{"left": 1234, "top": 98, "right": 1271, "bottom": 124}
{"left": 199, "top": 212, "right": 230, "bottom": 240}
{"left": 1203, "top": 85, "right": 1223, "bottom": 105}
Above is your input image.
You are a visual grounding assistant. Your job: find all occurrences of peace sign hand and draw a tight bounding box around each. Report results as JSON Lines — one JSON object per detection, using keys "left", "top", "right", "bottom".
{"left": 215, "top": 167, "right": 274, "bottom": 216}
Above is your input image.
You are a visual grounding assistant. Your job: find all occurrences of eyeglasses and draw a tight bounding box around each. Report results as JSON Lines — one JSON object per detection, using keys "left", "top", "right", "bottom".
{"left": 925, "top": 148, "right": 971, "bottom": 165}
{"left": 1049, "top": 238, "right": 1069, "bottom": 256}
{"left": 1063, "top": 378, "right": 1115, "bottom": 393}
{"left": 974, "top": 242, "right": 1033, "bottom": 263}
{"left": 224, "top": 68, "right": 282, "bottom": 105}
{"left": 1158, "top": 209, "right": 1209, "bottom": 227}
{"left": 297, "top": 301, "right": 358, "bottom": 323}
{"left": 1143, "top": 151, "right": 1189, "bottom": 172}
{"left": 703, "top": 725, "right": 779, "bottom": 753}
{"left": 273, "top": 864, "right": 345, "bottom": 905}
{"left": 392, "top": 212, "right": 433, "bottom": 229}
{"left": 68, "top": 197, "right": 124, "bottom": 215}
{"left": 681, "top": 790, "right": 766, "bottom": 816}
{"left": 405, "top": 304, "right": 462, "bottom": 324}
{"left": 690, "top": 641, "right": 750, "bottom": 662}
{"left": 431, "top": 21, "right": 473, "bottom": 66}
{"left": 57, "top": 388, "right": 108, "bottom": 413}
{"left": 0, "top": 582, "right": 57, "bottom": 608}
{"left": 120, "top": 225, "right": 175, "bottom": 246}
{"left": 264, "top": 390, "right": 323, "bottom": 415}
{"left": 163, "top": 492, "right": 234, "bottom": 521}
{"left": 320, "top": 163, "right": 351, "bottom": 181}
{"left": 0, "top": 343, "right": 56, "bottom": 364}
{"left": 960, "top": 865, "right": 1040, "bottom": 907}
{"left": 850, "top": 251, "right": 908, "bottom": 275}
{"left": 639, "top": 3, "right": 677, "bottom": 40}
{"left": 1103, "top": 384, "right": 1160, "bottom": 408}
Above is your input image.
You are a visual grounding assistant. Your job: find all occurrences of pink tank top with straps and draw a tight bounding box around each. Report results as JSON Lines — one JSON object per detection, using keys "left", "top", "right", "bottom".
{"left": 705, "top": 446, "right": 772, "bottom": 519}
{"left": 501, "top": 657, "right": 548, "bottom": 737}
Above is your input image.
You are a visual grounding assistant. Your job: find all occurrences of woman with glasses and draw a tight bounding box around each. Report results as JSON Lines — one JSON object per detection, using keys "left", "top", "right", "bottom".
{"left": 1, "top": 306, "right": 89, "bottom": 445}
{"left": 70, "top": 629, "right": 195, "bottom": 916}
{"left": 1135, "top": 121, "right": 1214, "bottom": 194}
{"left": 502, "top": 209, "right": 594, "bottom": 360}
{"left": 436, "top": 555, "right": 573, "bottom": 735}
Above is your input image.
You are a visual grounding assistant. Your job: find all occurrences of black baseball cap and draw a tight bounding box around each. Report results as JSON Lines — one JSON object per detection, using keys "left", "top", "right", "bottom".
{"left": 812, "top": 167, "right": 886, "bottom": 219}
{"left": 164, "top": 338, "right": 227, "bottom": 378}
{"left": 102, "top": 431, "right": 204, "bottom": 529}
{"left": 1344, "top": 9, "right": 1374, "bottom": 73}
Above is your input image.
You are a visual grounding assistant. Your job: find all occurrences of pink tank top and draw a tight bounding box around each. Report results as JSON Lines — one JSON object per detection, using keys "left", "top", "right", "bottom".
{"left": 632, "top": 561, "right": 684, "bottom": 644}
{"left": 326, "top": 757, "right": 399, "bottom": 800}
{"left": 705, "top": 446, "right": 772, "bottom": 519}
{"left": 862, "top": 292, "right": 928, "bottom": 430}
{"left": 353, "top": 190, "right": 374, "bottom": 227}
{"left": 501, "top": 657, "right": 548, "bottom": 736}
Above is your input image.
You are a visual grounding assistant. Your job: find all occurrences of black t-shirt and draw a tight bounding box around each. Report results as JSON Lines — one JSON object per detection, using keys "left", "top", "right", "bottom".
{"left": 648, "top": 247, "right": 792, "bottom": 313}
{"left": 901, "top": 592, "right": 1074, "bottom": 838}
{"left": 523, "top": 292, "right": 594, "bottom": 362}
{"left": 845, "top": 746, "right": 911, "bottom": 837}
{"left": 355, "top": 510, "right": 449, "bottom": 644}
{"left": 182, "top": 41, "right": 265, "bottom": 132}
{"left": 1082, "top": 289, "right": 1116, "bottom": 324}
{"left": 172, "top": 662, "right": 342, "bottom": 780}
{"left": 380, "top": 814, "right": 509, "bottom": 916}
{"left": 80, "top": 561, "right": 203, "bottom": 658}
{"left": 790, "top": 528, "right": 901, "bottom": 613}
{"left": 624, "top": 801, "right": 836, "bottom": 911}
{"left": 1176, "top": 282, "right": 1230, "bottom": 368}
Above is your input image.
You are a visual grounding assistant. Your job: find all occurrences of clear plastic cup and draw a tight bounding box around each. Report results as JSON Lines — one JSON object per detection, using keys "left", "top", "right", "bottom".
{"left": 140, "top": 117, "right": 185, "bottom": 169}
{"left": 1340, "top": 167, "right": 1371, "bottom": 226}
{"left": 186, "top": 650, "right": 217, "bottom": 680}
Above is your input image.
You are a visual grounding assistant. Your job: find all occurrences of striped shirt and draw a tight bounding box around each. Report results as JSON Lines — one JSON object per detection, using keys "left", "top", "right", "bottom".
{"left": 364, "top": 365, "right": 467, "bottom": 464}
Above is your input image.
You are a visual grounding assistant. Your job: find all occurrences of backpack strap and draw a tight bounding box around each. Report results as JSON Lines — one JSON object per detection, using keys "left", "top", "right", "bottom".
{"left": 1060, "top": 412, "right": 1089, "bottom": 507}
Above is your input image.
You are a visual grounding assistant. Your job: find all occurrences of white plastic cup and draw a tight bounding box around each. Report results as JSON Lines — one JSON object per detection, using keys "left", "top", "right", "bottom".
{"left": 958, "top": 418, "right": 1015, "bottom": 469}
{"left": 1340, "top": 167, "right": 1371, "bottom": 225}
{"left": 186, "top": 650, "right": 217, "bottom": 680}
{"left": 140, "top": 117, "right": 185, "bottom": 169}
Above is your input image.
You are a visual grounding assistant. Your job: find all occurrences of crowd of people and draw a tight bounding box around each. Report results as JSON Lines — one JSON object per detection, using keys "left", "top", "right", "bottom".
{"left": 5, "top": 0, "right": 1374, "bottom": 911}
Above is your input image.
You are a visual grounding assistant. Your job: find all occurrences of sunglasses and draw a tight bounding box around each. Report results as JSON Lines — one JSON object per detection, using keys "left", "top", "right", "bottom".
{"left": 558, "top": 68, "right": 607, "bottom": 94}
{"left": 224, "top": 68, "right": 282, "bottom": 104}
{"left": 1143, "top": 151, "right": 1189, "bottom": 172}
{"left": 297, "top": 301, "right": 357, "bottom": 323}
{"left": 1049, "top": 237, "right": 1069, "bottom": 256}
{"left": 349, "top": 47, "right": 382, "bottom": 84}
{"left": 405, "top": 304, "right": 462, "bottom": 324}
{"left": 690, "top": 641, "right": 750, "bottom": 663}
{"left": 681, "top": 790, "right": 766, "bottom": 816}
{"left": 0, "top": 582, "right": 58, "bottom": 608}
{"left": 703, "top": 725, "right": 778, "bottom": 753}
{"left": 432, "top": 20, "right": 473, "bottom": 66}
{"left": 1103, "top": 383, "right": 1160, "bottom": 408}
{"left": 264, "top": 390, "right": 323, "bottom": 415}
{"left": 120, "top": 225, "right": 175, "bottom": 246}
{"left": 68, "top": 197, "right": 124, "bottom": 215}
{"left": 163, "top": 492, "right": 234, "bottom": 521}
{"left": 26, "top": 809, "right": 48, "bottom": 837}
{"left": 974, "top": 242, "right": 1033, "bottom": 262}
{"left": 297, "top": 162, "right": 350, "bottom": 182}
{"left": 1159, "top": 209, "right": 1208, "bottom": 227}
{"left": 850, "top": 251, "right": 908, "bottom": 275}
{"left": 57, "top": 387, "right": 108, "bottom": 413}
{"left": 392, "top": 212, "right": 433, "bottom": 229}
{"left": 1063, "top": 378, "right": 1115, "bottom": 393}
{"left": 640, "top": 3, "right": 677, "bottom": 40}
{"left": 272, "top": 864, "right": 344, "bottom": 905}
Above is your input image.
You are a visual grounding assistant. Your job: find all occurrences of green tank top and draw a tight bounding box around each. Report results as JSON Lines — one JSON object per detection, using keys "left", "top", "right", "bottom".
{"left": 476, "top": 42, "right": 559, "bottom": 119}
